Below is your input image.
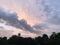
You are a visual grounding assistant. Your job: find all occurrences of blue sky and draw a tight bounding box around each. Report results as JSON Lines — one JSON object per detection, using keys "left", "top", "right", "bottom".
{"left": 0, "top": 0, "right": 60, "bottom": 37}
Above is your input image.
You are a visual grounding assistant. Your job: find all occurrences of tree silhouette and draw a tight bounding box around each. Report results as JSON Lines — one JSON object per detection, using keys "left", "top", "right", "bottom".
{"left": 18, "top": 33, "right": 21, "bottom": 37}
{"left": 35, "top": 36, "right": 42, "bottom": 45}
{"left": 0, "top": 32, "right": 60, "bottom": 45}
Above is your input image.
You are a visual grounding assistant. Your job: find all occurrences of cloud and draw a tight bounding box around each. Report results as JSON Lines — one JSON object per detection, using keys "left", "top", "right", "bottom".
{"left": 0, "top": 8, "right": 20, "bottom": 28}
{"left": 13, "top": 0, "right": 60, "bottom": 36}
{"left": 0, "top": 8, "right": 40, "bottom": 34}
{"left": 48, "top": 11, "right": 60, "bottom": 25}
{"left": 33, "top": 24, "right": 48, "bottom": 30}
{"left": 0, "top": 0, "right": 60, "bottom": 36}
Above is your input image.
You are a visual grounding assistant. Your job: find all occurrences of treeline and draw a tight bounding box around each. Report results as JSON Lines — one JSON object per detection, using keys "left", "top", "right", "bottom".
{"left": 0, "top": 32, "right": 60, "bottom": 45}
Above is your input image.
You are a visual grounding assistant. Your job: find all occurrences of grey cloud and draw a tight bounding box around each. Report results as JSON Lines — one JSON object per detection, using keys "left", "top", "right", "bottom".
{"left": 33, "top": 24, "right": 48, "bottom": 30}
{"left": 0, "top": 8, "right": 20, "bottom": 28}
{"left": 19, "top": 19, "right": 40, "bottom": 34}
{"left": 0, "top": 8, "right": 40, "bottom": 34}
{"left": 37, "top": 0, "right": 60, "bottom": 25}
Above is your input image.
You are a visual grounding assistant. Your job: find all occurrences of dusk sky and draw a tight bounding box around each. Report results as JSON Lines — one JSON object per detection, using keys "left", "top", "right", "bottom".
{"left": 0, "top": 0, "right": 60, "bottom": 38}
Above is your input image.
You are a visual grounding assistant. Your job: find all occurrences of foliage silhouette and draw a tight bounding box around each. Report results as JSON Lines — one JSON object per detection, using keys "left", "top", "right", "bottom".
{"left": 0, "top": 32, "right": 60, "bottom": 45}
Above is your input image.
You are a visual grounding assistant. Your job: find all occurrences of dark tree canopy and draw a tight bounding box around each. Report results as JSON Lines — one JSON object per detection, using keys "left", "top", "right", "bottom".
{"left": 0, "top": 32, "right": 60, "bottom": 45}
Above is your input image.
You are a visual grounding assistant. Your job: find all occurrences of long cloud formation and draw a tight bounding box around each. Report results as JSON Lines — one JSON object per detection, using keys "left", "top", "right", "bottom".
{"left": 0, "top": 8, "right": 40, "bottom": 34}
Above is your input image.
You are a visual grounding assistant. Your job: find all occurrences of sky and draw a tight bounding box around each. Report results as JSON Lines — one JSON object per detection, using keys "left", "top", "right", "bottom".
{"left": 0, "top": 0, "right": 60, "bottom": 38}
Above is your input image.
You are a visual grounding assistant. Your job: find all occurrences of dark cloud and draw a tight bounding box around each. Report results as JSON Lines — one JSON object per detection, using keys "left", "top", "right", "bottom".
{"left": 0, "top": 8, "right": 40, "bottom": 34}
{"left": 33, "top": 24, "right": 48, "bottom": 30}
{"left": 0, "top": 8, "right": 21, "bottom": 28}
{"left": 19, "top": 19, "right": 40, "bottom": 34}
